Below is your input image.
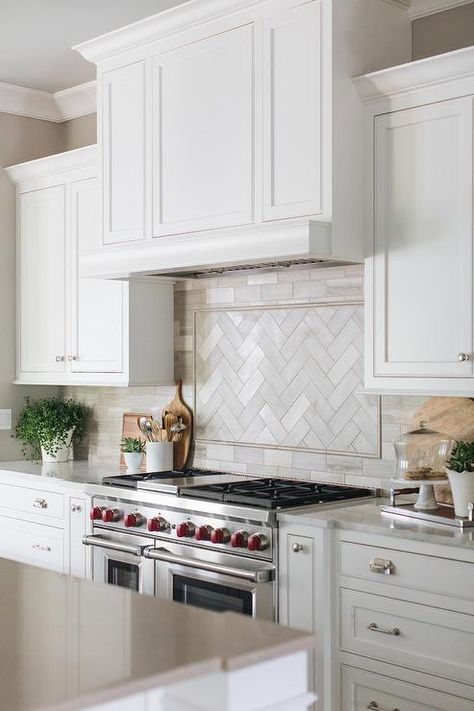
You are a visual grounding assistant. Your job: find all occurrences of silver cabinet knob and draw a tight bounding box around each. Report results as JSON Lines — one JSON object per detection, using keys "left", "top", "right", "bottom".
{"left": 292, "top": 543, "right": 304, "bottom": 553}
{"left": 55, "top": 355, "right": 65, "bottom": 362}
{"left": 67, "top": 355, "right": 77, "bottom": 362}
{"left": 71, "top": 504, "right": 82, "bottom": 512}
{"left": 33, "top": 498, "right": 48, "bottom": 509}
{"left": 458, "top": 352, "right": 470, "bottom": 362}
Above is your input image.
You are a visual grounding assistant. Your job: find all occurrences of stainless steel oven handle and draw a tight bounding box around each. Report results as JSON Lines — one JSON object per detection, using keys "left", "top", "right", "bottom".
{"left": 82, "top": 534, "right": 145, "bottom": 557}
{"left": 145, "top": 547, "right": 274, "bottom": 583}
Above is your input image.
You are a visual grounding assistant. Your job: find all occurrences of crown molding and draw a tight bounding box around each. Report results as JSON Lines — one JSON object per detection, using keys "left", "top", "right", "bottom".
{"left": 54, "top": 80, "right": 97, "bottom": 121}
{"left": 353, "top": 44, "right": 474, "bottom": 101}
{"left": 5, "top": 144, "right": 97, "bottom": 184}
{"left": 409, "top": 0, "right": 474, "bottom": 19}
{"left": 0, "top": 79, "right": 96, "bottom": 123}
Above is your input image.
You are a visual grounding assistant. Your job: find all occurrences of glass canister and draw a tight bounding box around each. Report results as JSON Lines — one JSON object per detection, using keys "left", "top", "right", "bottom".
{"left": 394, "top": 421, "right": 455, "bottom": 481}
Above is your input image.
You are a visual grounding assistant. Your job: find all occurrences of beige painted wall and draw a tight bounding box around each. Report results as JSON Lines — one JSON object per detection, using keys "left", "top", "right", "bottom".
{"left": 413, "top": 2, "right": 474, "bottom": 59}
{"left": 61, "top": 113, "right": 97, "bottom": 150}
{"left": 0, "top": 112, "right": 64, "bottom": 460}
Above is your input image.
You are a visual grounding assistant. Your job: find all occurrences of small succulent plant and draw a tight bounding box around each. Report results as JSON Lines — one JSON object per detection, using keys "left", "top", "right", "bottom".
{"left": 120, "top": 437, "right": 146, "bottom": 454}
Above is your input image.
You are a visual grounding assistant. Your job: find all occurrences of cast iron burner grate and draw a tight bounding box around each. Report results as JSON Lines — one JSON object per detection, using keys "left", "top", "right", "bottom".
{"left": 179, "top": 477, "right": 374, "bottom": 509}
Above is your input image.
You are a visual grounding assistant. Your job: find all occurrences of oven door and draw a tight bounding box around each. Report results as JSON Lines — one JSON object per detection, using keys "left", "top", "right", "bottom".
{"left": 147, "top": 542, "right": 275, "bottom": 620}
{"left": 83, "top": 532, "right": 155, "bottom": 595}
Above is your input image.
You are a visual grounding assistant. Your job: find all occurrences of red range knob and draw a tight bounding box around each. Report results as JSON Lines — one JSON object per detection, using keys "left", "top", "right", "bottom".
{"left": 195, "top": 525, "right": 213, "bottom": 541}
{"left": 176, "top": 522, "right": 195, "bottom": 538}
{"left": 102, "top": 508, "right": 121, "bottom": 523}
{"left": 147, "top": 516, "right": 169, "bottom": 533}
{"left": 124, "top": 512, "right": 145, "bottom": 528}
{"left": 247, "top": 533, "right": 269, "bottom": 552}
{"left": 89, "top": 506, "right": 104, "bottom": 521}
{"left": 231, "top": 530, "right": 249, "bottom": 548}
{"left": 211, "top": 527, "right": 231, "bottom": 544}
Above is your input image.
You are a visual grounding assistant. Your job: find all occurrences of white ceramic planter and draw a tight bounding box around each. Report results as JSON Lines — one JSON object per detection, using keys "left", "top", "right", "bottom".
{"left": 146, "top": 442, "right": 173, "bottom": 473}
{"left": 41, "top": 429, "right": 74, "bottom": 463}
{"left": 123, "top": 451, "right": 144, "bottom": 473}
{"left": 446, "top": 469, "right": 474, "bottom": 517}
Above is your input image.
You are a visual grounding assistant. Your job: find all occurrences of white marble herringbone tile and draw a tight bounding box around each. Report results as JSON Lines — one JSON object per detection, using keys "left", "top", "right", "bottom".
{"left": 194, "top": 304, "right": 380, "bottom": 457}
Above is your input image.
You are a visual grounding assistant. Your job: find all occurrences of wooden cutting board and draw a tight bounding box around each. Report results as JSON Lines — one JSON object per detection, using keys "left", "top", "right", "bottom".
{"left": 412, "top": 397, "right": 474, "bottom": 504}
{"left": 120, "top": 412, "right": 151, "bottom": 469}
{"left": 162, "top": 380, "right": 193, "bottom": 470}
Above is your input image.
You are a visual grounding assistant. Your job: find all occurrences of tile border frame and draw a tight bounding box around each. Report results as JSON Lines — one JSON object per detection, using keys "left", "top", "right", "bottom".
{"left": 192, "top": 300, "right": 382, "bottom": 459}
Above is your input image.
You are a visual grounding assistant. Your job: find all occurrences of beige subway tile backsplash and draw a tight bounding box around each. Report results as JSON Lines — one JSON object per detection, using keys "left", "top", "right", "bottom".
{"left": 64, "top": 264, "right": 431, "bottom": 494}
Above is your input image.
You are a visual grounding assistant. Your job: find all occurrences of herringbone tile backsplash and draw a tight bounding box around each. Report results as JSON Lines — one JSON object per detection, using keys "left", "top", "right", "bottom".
{"left": 65, "top": 264, "right": 427, "bottom": 492}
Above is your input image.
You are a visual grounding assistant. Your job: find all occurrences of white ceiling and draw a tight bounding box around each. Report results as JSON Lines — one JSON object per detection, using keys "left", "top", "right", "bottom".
{"left": 0, "top": 0, "right": 187, "bottom": 93}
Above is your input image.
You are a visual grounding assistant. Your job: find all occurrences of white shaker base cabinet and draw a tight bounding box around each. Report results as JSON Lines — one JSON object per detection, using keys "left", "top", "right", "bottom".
{"left": 5, "top": 146, "right": 174, "bottom": 386}
{"left": 0, "top": 478, "right": 90, "bottom": 579}
{"left": 355, "top": 47, "right": 474, "bottom": 395}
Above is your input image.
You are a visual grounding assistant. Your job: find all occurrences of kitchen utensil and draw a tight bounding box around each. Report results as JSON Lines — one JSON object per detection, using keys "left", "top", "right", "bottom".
{"left": 137, "top": 416, "right": 154, "bottom": 442}
{"left": 150, "top": 419, "right": 163, "bottom": 443}
{"left": 162, "top": 380, "right": 193, "bottom": 469}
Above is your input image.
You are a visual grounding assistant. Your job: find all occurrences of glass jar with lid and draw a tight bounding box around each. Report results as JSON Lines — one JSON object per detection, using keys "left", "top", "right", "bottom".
{"left": 394, "top": 421, "right": 454, "bottom": 481}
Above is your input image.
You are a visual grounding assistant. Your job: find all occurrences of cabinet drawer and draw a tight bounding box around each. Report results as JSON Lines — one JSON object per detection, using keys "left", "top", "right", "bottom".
{"left": 341, "top": 665, "right": 474, "bottom": 711}
{"left": 0, "top": 484, "right": 64, "bottom": 521}
{"left": 340, "top": 589, "right": 474, "bottom": 685}
{"left": 0, "top": 517, "right": 64, "bottom": 573}
{"left": 340, "top": 540, "right": 474, "bottom": 602}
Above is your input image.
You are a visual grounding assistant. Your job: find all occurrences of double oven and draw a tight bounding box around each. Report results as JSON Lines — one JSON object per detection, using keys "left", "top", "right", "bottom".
{"left": 83, "top": 493, "right": 276, "bottom": 621}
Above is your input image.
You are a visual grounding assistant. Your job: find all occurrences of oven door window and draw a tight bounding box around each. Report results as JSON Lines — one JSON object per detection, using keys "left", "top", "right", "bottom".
{"left": 173, "top": 574, "right": 253, "bottom": 616}
{"left": 107, "top": 558, "right": 140, "bottom": 592}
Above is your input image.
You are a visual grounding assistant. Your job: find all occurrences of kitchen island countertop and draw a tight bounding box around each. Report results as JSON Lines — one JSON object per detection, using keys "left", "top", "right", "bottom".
{"left": 0, "top": 558, "right": 314, "bottom": 711}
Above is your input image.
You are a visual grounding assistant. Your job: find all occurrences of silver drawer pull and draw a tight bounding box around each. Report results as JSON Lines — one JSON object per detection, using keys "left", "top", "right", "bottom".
{"left": 292, "top": 543, "right": 304, "bottom": 553}
{"left": 71, "top": 504, "right": 82, "bottom": 512}
{"left": 367, "top": 703, "right": 400, "bottom": 711}
{"left": 370, "top": 557, "right": 395, "bottom": 575}
{"left": 33, "top": 498, "right": 48, "bottom": 509}
{"left": 368, "top": 622, "right": 400, "bottom": 636}
{"left": 32, "top": 544, "right": 51, "bottom": 552}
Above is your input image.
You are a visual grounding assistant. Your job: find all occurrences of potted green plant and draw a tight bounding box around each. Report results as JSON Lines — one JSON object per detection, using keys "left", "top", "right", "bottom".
{"left": 120, "top": 437, "right": 145, "bottom": 473}
{"left": 445, "top": 440, "right": 474, "bottom": 517}
{"left": 16, "top": 396, "right": 88, "bottom": 463}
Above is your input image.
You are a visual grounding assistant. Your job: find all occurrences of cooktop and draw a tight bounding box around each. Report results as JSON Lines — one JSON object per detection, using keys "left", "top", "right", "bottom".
{"left": 179, "top": 477, "right": 375, "bottom": 510}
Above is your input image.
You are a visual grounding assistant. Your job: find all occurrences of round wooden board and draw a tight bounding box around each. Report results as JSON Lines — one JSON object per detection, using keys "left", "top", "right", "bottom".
{"left": 412, "top": 397, "right": 474, "bottom": 504}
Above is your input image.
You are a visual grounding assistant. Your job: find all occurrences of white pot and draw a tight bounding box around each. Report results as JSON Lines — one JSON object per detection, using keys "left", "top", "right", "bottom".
{"left": 123, "top": 451, "right": 143, "bottom": 473}
{"left": 41, "top": 429, "right": 74, "bottom": 464}
{"left": 146, "top": 442, "right": 173, "bottom": 473}
{"left": 446, "top": 469, "right": 474, "bottom": 517}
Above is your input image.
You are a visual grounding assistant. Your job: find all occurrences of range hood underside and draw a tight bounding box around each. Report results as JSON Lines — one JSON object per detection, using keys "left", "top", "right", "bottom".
{"left": 79, "top": 219, "right": 363, "bottom": 280}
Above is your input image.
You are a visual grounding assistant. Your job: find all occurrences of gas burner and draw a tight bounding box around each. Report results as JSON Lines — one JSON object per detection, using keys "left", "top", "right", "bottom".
{"left": 179, "top": 477, "right": 374, "bottom": 510}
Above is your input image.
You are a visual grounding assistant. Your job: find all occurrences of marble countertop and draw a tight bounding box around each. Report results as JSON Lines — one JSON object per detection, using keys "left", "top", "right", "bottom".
{"left": 0, "top": 460, "right": 116, "bottom": 489}
{"left": 0, "top": 558, "right": 313, "bottom": 711}
{"left": 278, "top": 501, "right": 474, "bottom": 550}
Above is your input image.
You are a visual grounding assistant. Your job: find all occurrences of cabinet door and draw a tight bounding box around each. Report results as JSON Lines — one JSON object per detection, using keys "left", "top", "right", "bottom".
{"left": 152, "top": 25, "right": 253, "bottom": 236}
{"left": 102, "top": 61, "right": 147, "bottom": 244}
{"left": 262, "top": 1, "right": 321, "bottom": 221}
{"left": 341, "top": 666, "right": 474, "bottom": 711}
{"left": 19, "top": 186, "right": 66, "bottom": 373}
{"left": 0, "top": 516, "right": 64, "bottom": 573}
{"left": 372, "top": 97, "right": 473, "bottom": 378}
{"left": 70, "top": 177, "right": 125, "bottom": 373}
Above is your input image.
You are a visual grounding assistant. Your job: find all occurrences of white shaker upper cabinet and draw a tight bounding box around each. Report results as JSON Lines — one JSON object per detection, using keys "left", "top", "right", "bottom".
{"left": 19, "top": 186, "right": 66, "bottom": 374}
{"left": 355, "top": 48, "right": 474, "bottom": 394}
{"left": 262, "top": 1, "right": 321, "bottom": 221}
{"left": 70, "top": 177, "right": 125, "bottom": 374}
{"left": 102, "top": 61, "right": 147, "bottom": 245}
{"left": 152, "top": 25, "right": 253, "bottom": 236}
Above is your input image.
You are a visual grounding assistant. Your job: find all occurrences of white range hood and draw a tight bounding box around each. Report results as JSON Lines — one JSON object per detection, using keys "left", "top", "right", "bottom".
{"left": 74, "top": 0, "right": 411, "bottom": 280}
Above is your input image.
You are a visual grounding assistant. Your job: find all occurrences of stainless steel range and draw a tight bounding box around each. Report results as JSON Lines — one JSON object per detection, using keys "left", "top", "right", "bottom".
{"left": 84, "top": 469, "right": 375, "bottom": 621}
